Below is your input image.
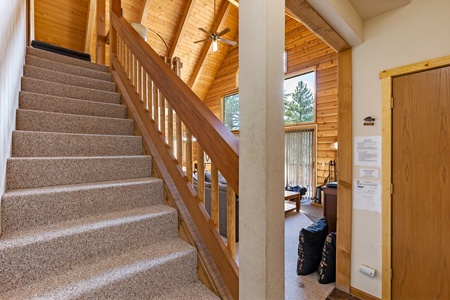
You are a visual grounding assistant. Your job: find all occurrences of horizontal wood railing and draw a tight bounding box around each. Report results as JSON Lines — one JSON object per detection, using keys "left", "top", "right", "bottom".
{"left": 109, "top": 7, "right": 239, "bottom": 299}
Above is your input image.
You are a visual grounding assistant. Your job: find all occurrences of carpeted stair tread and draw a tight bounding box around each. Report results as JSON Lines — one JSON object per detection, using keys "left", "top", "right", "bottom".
{"left": 27, "top": 46, "right": 109, "bottom": 73}
{"left": 12, "top": 131, "right": 142, "bottom": 157}
{"left": 25, "top": 55, "right": 112, "bottom": 82}
{"left": 19, "top": 91, "right": 127, "bottom": 118}
{"left": 0, "top": 239, "right": 200, "bottom": 299}
{"left": 24, "top": 65, "right": 117, "bottom": 92}
{"left": 22, "top": 77, "right": 121, "bottom": 104}
{"left": 2, "top": 177, "right": 163, "bottom": 233}
{"left": 6, "top": 155, "right": 152, "bottom": 190}
{"left": 16, "top": 109, "right": 134, "bottom": 136}
{"left": 158, "top": 282, "right": 220, "bottom": 299}
{"left": 0, "top": 205, "right": 179, "bottom": 294}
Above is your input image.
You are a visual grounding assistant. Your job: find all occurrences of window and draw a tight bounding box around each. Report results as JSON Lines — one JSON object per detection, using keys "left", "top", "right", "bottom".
{"left": 284, "top": 71, "right": 315, "bottom": 124}
{"left": 222, "top": 93, "right": 240, "bottom": 130}
{"left": 221, "top": 71, "right": 315, "bottom": 130}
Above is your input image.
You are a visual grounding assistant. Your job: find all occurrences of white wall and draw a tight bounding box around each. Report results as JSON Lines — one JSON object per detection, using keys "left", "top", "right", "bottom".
{"left": 351, "top": 0, "right": 450, "bottom": 297}
{"left": 0, "top": 0, "right": 26, "bottom": 195}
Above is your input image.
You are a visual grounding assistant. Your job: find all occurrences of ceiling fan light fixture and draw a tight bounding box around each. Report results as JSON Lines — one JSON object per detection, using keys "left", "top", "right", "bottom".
{"left": 212, "top": 40, "right": 218, "bottom": 52}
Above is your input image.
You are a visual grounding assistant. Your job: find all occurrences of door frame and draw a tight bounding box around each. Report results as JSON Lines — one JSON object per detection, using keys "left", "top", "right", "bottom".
{"left": 379, "top": 54, "right": 450, "bottom": 300}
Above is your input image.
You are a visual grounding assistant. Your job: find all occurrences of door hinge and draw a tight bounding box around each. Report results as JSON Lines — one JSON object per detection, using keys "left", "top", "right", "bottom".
{"left": 390, "top": 183, "right": 394, "bottom": 195}
{"left": 390, "top": 97, "right": 394, "bottom": 108}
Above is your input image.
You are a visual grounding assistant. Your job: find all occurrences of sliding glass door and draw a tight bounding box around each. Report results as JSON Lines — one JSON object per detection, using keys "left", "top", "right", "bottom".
{"left": 285, "top": 128, "right": 315, "bottom": 199}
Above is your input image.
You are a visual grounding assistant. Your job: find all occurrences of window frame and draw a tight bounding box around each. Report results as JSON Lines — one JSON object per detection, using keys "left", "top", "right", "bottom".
{"left": 283, "top": 66, "right": 317, "bottom": 125}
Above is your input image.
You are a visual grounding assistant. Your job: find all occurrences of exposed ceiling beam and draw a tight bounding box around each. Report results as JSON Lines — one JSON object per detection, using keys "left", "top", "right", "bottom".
{"left": 169, "top": 0, "right": 197, "bottom": 59}
{"left": 188, "top": 1, "right": 231, "bottom": 89}
{"left": 139, "top": 0, "right": 152, "bottom": 24}
{"left": 285, "top": 0, "right": 350, "bottom": 52}
{"left": 84, "top": 0, "right": 96, "bottom": 53}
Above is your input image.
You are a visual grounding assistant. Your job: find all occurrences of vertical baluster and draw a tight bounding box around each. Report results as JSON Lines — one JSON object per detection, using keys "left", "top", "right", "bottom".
{"left": 148, "top": 80, "right": 153, "bottom": 117}
{"left": 227, "top": 187, "right": 236, "bottom": 258}
{"left": 210, "top": 162, "right": 219, "bottom": 230}
{"left": 185, "top": 130, "right": 193, "bottom": 182}
{"left": 167, "top": 102, "right": 174, "bottom": 148}
{"left": 142, "top": 71, "right": 147, "bottom": 104}
{"left": 120, "top": 38, "right": 124, "bottom": 66}
{"left": 153, "top": 84, "right": 159, "bottom": 128}
{"left": 197, "top": 146, "right": 205, "bottom": 205}
{"left": 137, "top": 61, "right": 142, "bottom": 97}
{"left": 146, "top": 78, "right": 152, "bottom": 112}
{"left": 129, "top": 48, "right": 132, "bottom": 80}
{"left": 133, "top": 56, "right": 138, "bottom": 88}
{"left": 124, "top": 46, "right": 128, "bottom": 75}
{"left": 127, "top": 49, "right": 131, "bottom": 80}
{"left": 130, "top": 53, "right": 133, "bottom": 82}
{"left": 118, "top": 37, "right": 122, "bottom": 65}
{"left": 159, "top": 92, "right": 165, "bottom": 139}
{"left": 176, "top": 115, "right": 182, "bottom": 162}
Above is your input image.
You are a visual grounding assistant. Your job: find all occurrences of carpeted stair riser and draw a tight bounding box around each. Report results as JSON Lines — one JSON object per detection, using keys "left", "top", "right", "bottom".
{"left": 21, "top": 77, "right": 121, "bottom": 104}
{"left": 26, "top": 46, "right": 109, "bottom": 73}
{"left": 0, "top": 206, "right": 179, "bottom": 293}
{"left": 23, "top": 65, "right": 117, "bottom": 92}
{"left": 1, "top": 178, "right": 163, "bottom": 234}
{"left": 12, "top": 131, "right": 142, "bottom": 157}
{"left": 1, "top": 240, "right": 203, "bottom": 299}
{"left": 16, "top": 109, "right": 134, "bottom": 136}
{"left": 6, "top": 156, "right": 152, "bottom": 190}
{"left": 19, "top": 91, "right": 127, "bottom": 119}
{"left": 25, "top": 55, "right": 112, "bottom": 82}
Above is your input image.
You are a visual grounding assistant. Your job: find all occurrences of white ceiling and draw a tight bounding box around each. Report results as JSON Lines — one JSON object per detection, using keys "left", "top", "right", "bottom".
{"left": 348, "top": 0, "right": 411, "bottom": 21}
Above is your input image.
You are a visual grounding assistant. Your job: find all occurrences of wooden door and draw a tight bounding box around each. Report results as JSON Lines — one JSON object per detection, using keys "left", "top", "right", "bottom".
{"left": 392, "top": 66, "right": 450, "bottom": 299}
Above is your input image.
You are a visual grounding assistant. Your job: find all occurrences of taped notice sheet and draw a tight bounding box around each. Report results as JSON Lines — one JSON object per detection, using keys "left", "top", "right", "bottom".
{"left": 354, "top": 136, "right": 381, "bottom": 167}
{"left": 354, "top": 179, "right": 381, "bottom": 212}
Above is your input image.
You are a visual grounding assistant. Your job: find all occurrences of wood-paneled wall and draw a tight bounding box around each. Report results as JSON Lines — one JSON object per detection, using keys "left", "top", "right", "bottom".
{"left": 34, "top": 0, "right": 90, "bottom": 52}
{"left": 204, "top": 16, "right": 338, "bottom": 188}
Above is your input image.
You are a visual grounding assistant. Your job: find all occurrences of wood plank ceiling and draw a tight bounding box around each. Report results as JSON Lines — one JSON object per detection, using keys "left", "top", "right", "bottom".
{"left": 33, "top": 0, "right": 347, "bottom": 101}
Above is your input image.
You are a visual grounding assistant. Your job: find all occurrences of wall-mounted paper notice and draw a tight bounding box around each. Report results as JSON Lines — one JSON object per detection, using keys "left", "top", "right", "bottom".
{"left": 354, "top": 179, "right": 381, "bottom": 212}
{"left": 354, "top": 136, "right": 381, "bottom": 167}
{"left": 359, "top": 168, "right": 379, "bottom": 179}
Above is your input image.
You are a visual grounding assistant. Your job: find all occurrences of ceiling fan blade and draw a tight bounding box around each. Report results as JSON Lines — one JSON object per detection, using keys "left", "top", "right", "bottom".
{"left": 198, "top": 27, "right": 211, "bottom": 35}
{"left": 216, "top": 27, "right": 231, "bottom": 37}
{"left": 218, "top": 38, "right": 237, "bottom": 46}
{"left": 194, "top": 38, "right": 211, "bottom": 43}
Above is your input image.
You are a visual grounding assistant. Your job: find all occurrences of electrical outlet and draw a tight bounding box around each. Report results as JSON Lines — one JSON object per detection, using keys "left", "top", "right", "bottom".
{"left": 359, "top": 265, "right": 376, "bottom": 277}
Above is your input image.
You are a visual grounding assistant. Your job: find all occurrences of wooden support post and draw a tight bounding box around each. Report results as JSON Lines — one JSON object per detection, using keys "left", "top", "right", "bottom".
{"left": 96, "top": 0, "right": 106, "bottom": 64}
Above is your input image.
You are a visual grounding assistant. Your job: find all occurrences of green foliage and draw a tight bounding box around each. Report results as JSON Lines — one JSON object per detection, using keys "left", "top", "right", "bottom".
{"left": 284, "top": 81, "right": 314, "bottom": 124}
{"left": 223, "top": 93, "right": 240, "bottom": 130}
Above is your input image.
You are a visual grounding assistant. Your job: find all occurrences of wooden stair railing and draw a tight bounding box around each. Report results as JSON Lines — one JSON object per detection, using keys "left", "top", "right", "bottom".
{"left": 109, "top": 3, "right": 239, "bottom": 299}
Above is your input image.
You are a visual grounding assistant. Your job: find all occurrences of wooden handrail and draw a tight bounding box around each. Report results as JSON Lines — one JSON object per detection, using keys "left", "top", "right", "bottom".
{"left": 110, "top": 13, "right": 239, "bottom": 195}
{"left": 109, "top": 8, "right": 239, "bottom": 299}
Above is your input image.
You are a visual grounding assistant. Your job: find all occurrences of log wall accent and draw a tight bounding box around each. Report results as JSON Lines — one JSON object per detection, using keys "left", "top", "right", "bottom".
{"left": 204, "top": 16, "right": 338, "bottom": 187}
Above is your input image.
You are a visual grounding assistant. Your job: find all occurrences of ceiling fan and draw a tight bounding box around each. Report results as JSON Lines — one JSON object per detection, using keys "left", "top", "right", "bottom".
{"left": 194, "top": 0, "right": 237, "bottom": 52}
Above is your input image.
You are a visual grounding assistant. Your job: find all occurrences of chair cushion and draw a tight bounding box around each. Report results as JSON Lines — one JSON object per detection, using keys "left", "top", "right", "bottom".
{"left": 297, "top": 217, "right": 328, "bottom": 275}
{"left": 318, "top": 232, "right": 336, "bottom": 284}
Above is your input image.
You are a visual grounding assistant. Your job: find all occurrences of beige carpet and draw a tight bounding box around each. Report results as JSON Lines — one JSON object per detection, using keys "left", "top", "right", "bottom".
{"left": 285, "top": 210, "right": 335, "bottom": 299}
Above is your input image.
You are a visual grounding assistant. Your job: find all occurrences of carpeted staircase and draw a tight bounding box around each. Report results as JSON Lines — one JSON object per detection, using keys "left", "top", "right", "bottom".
{"left": 0, "top": 47, "right": 219, "bottom": 299}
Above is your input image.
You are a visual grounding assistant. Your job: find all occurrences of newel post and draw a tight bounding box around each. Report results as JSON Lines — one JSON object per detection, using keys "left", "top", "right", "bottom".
{"left": 109, "top": 0, "right": 122, "bottom": 69}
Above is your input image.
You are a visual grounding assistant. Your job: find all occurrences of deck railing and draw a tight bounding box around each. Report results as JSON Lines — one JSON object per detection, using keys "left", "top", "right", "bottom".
{"left": 109, "top": 2, "right": 239, "bottom": 299}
